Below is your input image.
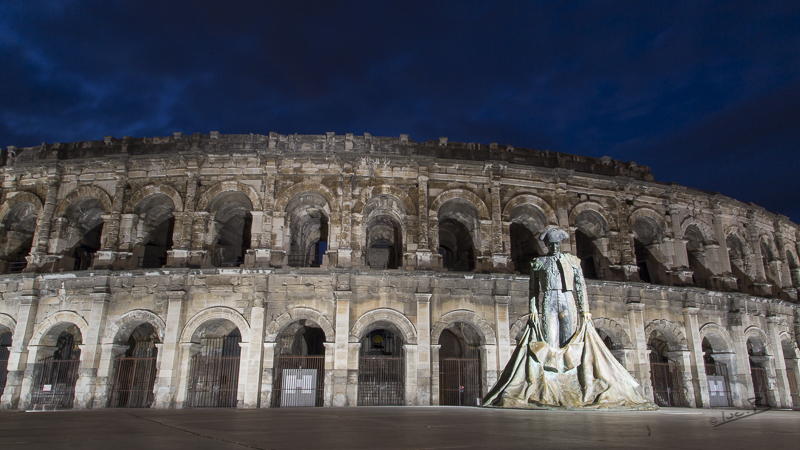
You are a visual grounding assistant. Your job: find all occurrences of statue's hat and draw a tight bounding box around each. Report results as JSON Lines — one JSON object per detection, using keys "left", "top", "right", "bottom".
{"left": 539, "top": 227, "right": 569, "bottom": 243}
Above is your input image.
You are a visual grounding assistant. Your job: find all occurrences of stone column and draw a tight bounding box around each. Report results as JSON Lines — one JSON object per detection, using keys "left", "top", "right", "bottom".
{"left": 728, "top": 311, "right": 755, "bottom": 408}
{"left": 92, "top": 343, "right": 128, "bottom": 408}
{"left": 403, "top": 343, "right": 418, "bottom": 405}
{"left": 682, "top": 307, "right": 709, "bottom": 408}
{"left": 153, "top": 289, "right": 187, "bottom": 409}
{"left": 241, "top": 290, "right": 267, "bottom": 408}
{"left": 665, "top": 350, "right": 697, "bottom": 407}
{"left": 625, "top": 300, "right": 653, "bottom": 400}
{"left": 489, "top": 176, "right": 509, "bottom": 272}
{"left": 260, "top": 342, "right": 276, "bottom": 408}
{"left": 27, "top": 176, "right": 60, "bottom": 271}
{"left": 324, "top": 342, "right": 335, "bottom": 407}
{"left": 416, "top": 171, "right": 433, "bottom": 269}
{"left": 711, "top": 352, "right": 745, "bottom": 408}
{"left": 493, "top": 294, "right": 511, "bottom": 374}
{"left": 73, "top": 279, "right": 111, "bottom": 409}
{"left": 0, "top": 276, "right": 39, "bottom": 409}
{"left": 430, "top": 344, "right": 441, "bottom": 405}
{"left": 614, "top": 194, "right": 638, "bottom": 281}
{"left": 333, "top": 290, "right": 351, "bottom": 406}
{"left": 415, "top": 293, "right": 432, "bottom": 405}
{"left": 174, "top": 342, "right": 201, "bottom": 408}
{"left": 766, "top": 316, "right": 793, "bottom": 408}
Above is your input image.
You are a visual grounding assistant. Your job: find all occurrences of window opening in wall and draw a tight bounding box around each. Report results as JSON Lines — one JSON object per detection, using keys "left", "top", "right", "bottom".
{"left": 509, "top": 222, "right": 541, "bottom": 274}
{"left": 439, "top": 218, "right": 475, "bottom": 272}
{"left": 0, "top": 331, "right": 11, "bottom": 396}
{"left": 438, "top": 325, "right": 482, "bottom": 406}
{"left": 575, "top": 229, "right": 599, "bottom": 279}
{"left": 726, "top": 235, "right": 750, "bottom": 293}
{"left": 366, "top": 215, "right": 402, "bottom": 270}
{"left": 358, "top": 329, "right": 405, "bottom": 406}
{"left": 648, "top": 332, "right": 684, "bottom": 407}
{"left": 31, "top": 326, "right": 82, "bottom": 410}
{"left": 1, "top": 202, "right": 37, "bottom": 274}
{"left": 702, "top": 338, "right": 732, "bottom": 407}
{"left": 71, "top": 223, "right": 103, "bottom": 271}
{"left": 288, "top": 210, "right": 328, "bottom": 268}
{"left": 110, "top": 323, "right": 159, "bottom": 408}
{"left": 186, "top": 329, "right": 241, "bottom": 408}
{"left": 272, "top": 321, "right": 326, "bottom": 407}
{"left": 747, "top": 337, "right": 771, "bottom": 407}
{"left": 140, "top": 217, "right": 174, "bottom": 268}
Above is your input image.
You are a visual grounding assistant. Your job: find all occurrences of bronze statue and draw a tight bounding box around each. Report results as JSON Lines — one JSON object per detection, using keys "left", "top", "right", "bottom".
{"left": 483, "top": 227, "right": 657, "bottom": 410}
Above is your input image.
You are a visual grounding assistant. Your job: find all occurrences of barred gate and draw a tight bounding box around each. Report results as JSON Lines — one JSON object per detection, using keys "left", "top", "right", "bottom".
{"left": 186, "top": 335, "right": 242, "bottom": 408}
{"left": 650, "top": 361, "right": 685, "bottom": 407}
{"left": 705, "top": 363, "right": 732, "bottom": 407}
{"left": 110, "top": 356, "right": 157, "bottom": 408}
{"left": 439, "top": 358, "right": 481, "bottom": 406}
{"left": 0, "top": 344, "right": 9, "bottom": 395}
{"left": 30, "top": 356, "right": 81, "bottom": 410}
{"left": 358, "top": 356, "right": 405, "bottom": 406}
{"left": 751, "top": 366, "right": 770, "bottom": 407}
{"left": 271, "top": 355, "right": 325, "bottom": 407}
{"left": 786, "top": 368, "right": 800, "bottom": 408}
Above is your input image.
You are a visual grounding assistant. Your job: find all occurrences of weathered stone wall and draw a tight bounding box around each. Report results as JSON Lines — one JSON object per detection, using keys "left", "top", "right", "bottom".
{"left": 0, "top": 132, "right": 798, "bottom": 410}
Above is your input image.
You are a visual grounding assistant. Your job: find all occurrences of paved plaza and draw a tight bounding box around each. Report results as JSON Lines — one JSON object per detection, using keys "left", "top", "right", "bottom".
{"left": 0, "top": 406, "right": 797, "bottom": 450}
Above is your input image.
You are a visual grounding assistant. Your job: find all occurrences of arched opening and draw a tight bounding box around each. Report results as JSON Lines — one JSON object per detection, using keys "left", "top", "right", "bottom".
{"left": 272, "top": 320, "right": 327, "bottom": 407}
{"left": 685, "top": 226, "right": 711, "bottom": 288}
{"left": 438, "top": 323, "right": 482, "bottom": 406}
{"left": 781, "top": 339, "right": 800, "bottom": 408}
{"left": 633, "top": 217, "right": 663, "bottom": 284}
{"left": 0, "top": 202, "right": 37, "bottom": 273}
{"left": 648, "top": 330, "right": 684, "bottom": 407}
{"left": 31, "top": 324, "right": 83, "bottom": 410}
{"left": 574, "top": 210, "right": 609, "bottom": 280}
{"left": 747, "top": 336, "right": 771, "bottom": 407}
{"left": 0, "top": 330, "right": 11, "bottom": 396}
{"left": 133, "top": 194, "right": 176, "bottom": 268}
{"left": 366, "top": 215, "right": 402, "bottom": 270}
{"left": 358, "top": 328, "right": 405, "bottom": 406}
{"left": 209, "top": 192, "right": 252, "bottom": 267}
{"left": 727, "top": 235, "right": 751, "bottom": 293}
{"left": 702, "top": 336, "right": 732, "bottom": 407}
{"left": 63, "top": 198, "right": 105, "bottom": 271}
{"left": 286, "top": 193, "right": 329, "bottom": 268}
{"left": 595, "top": 327, "right": 625, "bottom": 365}
{"left": 438, "top": 199, "right": 478, "bottom": 272}
{"left": 787, "top": 251, "right": 800, "bottom": 288}
{"left": 109, "top": 323, "right": 160, "bottom": 408}
{"left": 186, "top": 322, "right": 242, "bottom": 408}
{"left": 760, "top": 238, "right": 779, "bottom": 291}
{"left": 508, "top": 204, "right": 548, "bottom": 274}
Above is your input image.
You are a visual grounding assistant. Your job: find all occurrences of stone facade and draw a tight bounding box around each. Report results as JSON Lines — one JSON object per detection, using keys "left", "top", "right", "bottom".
{"left": 0, "top": 132, "right": 798, "bottom": 410}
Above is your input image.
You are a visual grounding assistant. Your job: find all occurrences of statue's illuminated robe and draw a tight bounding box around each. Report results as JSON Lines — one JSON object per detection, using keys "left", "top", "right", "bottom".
{"left": 483, "top": 309, "right": 657, "bottom": 410}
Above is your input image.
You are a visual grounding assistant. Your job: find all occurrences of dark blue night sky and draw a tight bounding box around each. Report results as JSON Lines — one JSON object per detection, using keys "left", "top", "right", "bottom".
{"left": 2, "top": 1, "right": 799, "bottom": 221}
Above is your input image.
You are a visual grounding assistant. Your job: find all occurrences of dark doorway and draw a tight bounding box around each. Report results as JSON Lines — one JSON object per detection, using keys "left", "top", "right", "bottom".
{"left": 31, "top": 327, "right": 82, "bottom": 410}
{"left": 272, "top": 322, "right": 326, "bottom": 407}
{"left": 438, "top": 325, "right": 482, "bottom": 406}
{"left": 186, "top": 329, "right": 242, "bottom": 408}
{"left": 358, "top": 329, "right": 405, "bottom": 406}
{"left": 110, "top": 323, "right": 159, "bottom": 408}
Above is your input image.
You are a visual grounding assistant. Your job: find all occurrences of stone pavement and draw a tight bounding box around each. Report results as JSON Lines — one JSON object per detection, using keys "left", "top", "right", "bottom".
{"left": 0, "top": 406, "right": 797, "bottom": 450}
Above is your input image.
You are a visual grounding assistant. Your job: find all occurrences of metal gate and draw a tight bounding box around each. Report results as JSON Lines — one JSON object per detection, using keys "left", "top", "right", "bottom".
{"left": 0, "top": 344, "right": 9, "bottom": 396}
{"left": 30, "top": 356, "right": 81, "bottom": 410}
{"left": 272, "top": 355, "right": 325, "bottom": 407}
{"left": 751, "top": 366, "right": 770, "bottom": 407}
{"left": 186, "top": 335, "right": 241, "bottom": 408}
{"left": 439, "top": 358, "right": 481, "bottom": 406}
{"left": 650, "top": 361, "right": 685, "bottom": 407}
{"left": 110, "top": 356, "right": 157, "bottom": 408}
{"left": 786, "top": 368, "right": 800, "bottom": 408}
{"left": 358, "top": 356, "right": 405, "bottom": 406}
{"left": 705, "top": 363, "right": 732, "bottom": 407}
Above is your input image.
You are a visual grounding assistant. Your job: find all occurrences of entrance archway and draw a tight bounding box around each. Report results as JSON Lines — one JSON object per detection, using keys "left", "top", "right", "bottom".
{"left": 186, "top": 323, "right": 242, "bottom": 408}
{"left": 648, "top": 330, "right": 685, "bottom": 407}
{"left": 358, "top": 329, "right": 405, "bottom": 406}
{"left": 702, "top": 337, "right": 733, "bottom": 407}
{"left": 0, "top": 330, "right": 11, "bottom": 396}
{"left": 271, "top": 320, "right": 326, "bottom": 407}
{"left": 109, "top": 323, "right": 159, "bottom": 408}
{"left": 438, "top": 323, "right": 482, "bottom": 406}
{"left": 31, "top": 324, "right": 83, "bottom": 410}
{"left": 747, "top": 336, "right": 771, "bottom": 407}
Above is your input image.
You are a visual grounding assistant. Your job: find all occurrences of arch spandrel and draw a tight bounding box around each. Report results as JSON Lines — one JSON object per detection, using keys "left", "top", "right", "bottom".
{"left": 103, "top": 309, "right": 167, "bottom": 345}
{"left": 196, "top": 181, "right": 261, "bottom": 212}
{"left": 124, "top": 184, "right": 184, "bottom": 214}
{"left": 644, "top": 319, "right": 688, "bottom": 351}
{"left": 431, "top": 309, "right": 497, "bottom": 346}
{"left": 349, "top": 308, "right": 417, "bottom": 345}
{"left": 54, "top": 185, "right": 113, "bottom": 218}
{"left": 274, "top": 181, "right": 339, "bottom": 213}
{"left": 265, "top": 307, "right": 336, "bottom": 343}
{"left": 430, "top": 189, "right": 490, "bottom": 221}
{"left": 0, "top": 192, "right": 44, "bottom": 225}
{"left": 356, "top": 185, "right": 416, "bottom": 216}
{"left": 502, "top": 194, "right": 557, "bottom": 225}
{"left": 680, "top": 217, "right": 715, "bottom": 244}
{"left": 28, "top": 311, "right": 90, "bottom": 347}
{"left": 180, "top": 306, "right": 251, "bottom": 344}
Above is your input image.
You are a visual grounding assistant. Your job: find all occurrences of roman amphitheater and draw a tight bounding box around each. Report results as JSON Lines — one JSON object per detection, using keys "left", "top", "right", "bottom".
{"left": 0, "top": 132, "right": 797, "bottom": 411}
